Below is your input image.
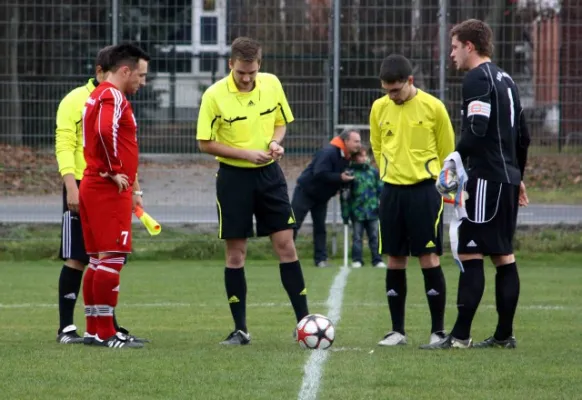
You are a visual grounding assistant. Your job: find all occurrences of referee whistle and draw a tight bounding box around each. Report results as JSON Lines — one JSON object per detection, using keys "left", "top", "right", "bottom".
{"left": 134, "top": 205, "right": 162, "bottom": 236}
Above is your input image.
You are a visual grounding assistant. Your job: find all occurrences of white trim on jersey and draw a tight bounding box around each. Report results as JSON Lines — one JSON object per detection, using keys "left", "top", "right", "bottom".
{"left": 97, "top": 87, "right": 124, "bottom": 172}
{"left": 110, "top": 88, "right": 123, "bottom": 157}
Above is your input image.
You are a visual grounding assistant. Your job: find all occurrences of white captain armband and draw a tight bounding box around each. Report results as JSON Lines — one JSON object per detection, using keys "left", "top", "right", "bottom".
{"left": 467, "top": 101, "right": 491, "bottom": 118}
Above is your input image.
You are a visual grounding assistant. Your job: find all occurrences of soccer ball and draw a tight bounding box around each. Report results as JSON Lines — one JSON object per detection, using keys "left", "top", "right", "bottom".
{"left": 296, "top": 314, "right": 335, "bottom": 350}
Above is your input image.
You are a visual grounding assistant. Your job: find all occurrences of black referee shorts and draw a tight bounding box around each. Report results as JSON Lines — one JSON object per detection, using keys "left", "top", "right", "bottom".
{"left": 379, "top": 179, "right": 444, "bottom": 257}
{"left": 457, "top": 178, "right": 519, "bottom": 256}
{"left": 59, "top": 180, "right": 89, "bottom": 265}
{"left": 216, "top": 162, "right": 296, "bottom": 239}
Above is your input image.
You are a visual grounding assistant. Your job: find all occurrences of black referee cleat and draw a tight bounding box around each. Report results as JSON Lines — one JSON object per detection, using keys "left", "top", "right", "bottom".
{"left": 419, "top": 334, "right": 472, "bottom": 349}
{"left": 220, "top": 330, "right": 251, "bottom": 345}
{"left": 56, "top": 325, "right": 84, "bottom": 344}
{"left": 473, "top": 336, "right": 517, "bottom": 349}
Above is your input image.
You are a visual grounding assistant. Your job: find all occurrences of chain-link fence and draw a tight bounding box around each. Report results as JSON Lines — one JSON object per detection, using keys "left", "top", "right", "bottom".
{"left": 0, "top": 0, "right": 580, "bottom": 229}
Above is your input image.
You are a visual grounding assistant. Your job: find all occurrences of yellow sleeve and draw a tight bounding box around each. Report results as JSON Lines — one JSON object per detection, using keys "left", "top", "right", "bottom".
{"left": 196, "top": 91, "right": 220, "bottom": 141}
{"left": 274, "top": 77, "right": 294, "bottom": 126}
{"left": 55, "top": 92, "right": 80, "bottom": 177}
{"left": 434, "top": 101, "right": 456, "bottom": 166}
{"left": 369, "top": 103, "right": 381, "bottom": 166}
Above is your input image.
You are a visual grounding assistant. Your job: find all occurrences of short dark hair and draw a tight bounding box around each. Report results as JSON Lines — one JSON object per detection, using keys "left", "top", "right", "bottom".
{"left": 379, "top": 54, "right": 412, "bottom": 83}
{"left": 231, "top": 37, "right": 262, "bottom": 63}
{"left": 107, "top": 43, "right": 150, "bottom": 72}
{"left": 450, "top": 19, "right": 494, "bottom": 58}
{"left": 95, "top": 45, "right": 115, "bottom": 72}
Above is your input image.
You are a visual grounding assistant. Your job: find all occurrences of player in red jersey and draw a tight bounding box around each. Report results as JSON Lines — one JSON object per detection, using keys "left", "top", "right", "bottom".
{"left": 79, "top": 43, "right": 150, "bottom": 349}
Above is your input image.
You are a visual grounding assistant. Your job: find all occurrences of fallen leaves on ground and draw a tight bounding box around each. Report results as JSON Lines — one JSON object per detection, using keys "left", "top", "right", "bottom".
{"left": 0, "top": 145, "right": 579, "bottom": 196}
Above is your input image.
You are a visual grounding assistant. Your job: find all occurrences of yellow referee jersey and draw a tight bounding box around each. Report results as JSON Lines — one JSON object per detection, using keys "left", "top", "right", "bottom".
{"left": 369, "top": 89, "right": 455, "bottom": 185}
{"left": 196, "top": 72, "right": 294, "bottom": 168}
{"left": 55, "top": 78, "right": 96, "bottom": 180}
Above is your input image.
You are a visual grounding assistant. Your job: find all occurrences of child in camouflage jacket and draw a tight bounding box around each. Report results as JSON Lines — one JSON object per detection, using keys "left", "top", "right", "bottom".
{"left": 340, "top": 147, "right": 386, "bottom": 268}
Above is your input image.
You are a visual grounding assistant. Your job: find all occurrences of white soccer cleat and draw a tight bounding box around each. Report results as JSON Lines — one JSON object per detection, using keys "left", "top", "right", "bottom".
{"left": 378, "top": 331, "right": 407, "bottom": 346}
{"left": 373, "top": 261, "right": 387, "bottom": 268}
{"left": 351, "top": 261, "right": 362, "bottom": 268}
{"left": 429, "top": 330, "right": 447, "bottom": 344}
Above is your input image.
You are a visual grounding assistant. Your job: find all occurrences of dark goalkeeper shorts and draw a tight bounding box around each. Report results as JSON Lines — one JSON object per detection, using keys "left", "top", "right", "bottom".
{"left": 59, "top": 180, "right": 89, "bottom": 265}
{"left": 379, "top": 179, "right": 444, "bottom": 257}
{"left": 457, "top": 177, "right": 519, "bottom": 256}
{"left": 216, "top": 162, "right": 296, "bottom": 239}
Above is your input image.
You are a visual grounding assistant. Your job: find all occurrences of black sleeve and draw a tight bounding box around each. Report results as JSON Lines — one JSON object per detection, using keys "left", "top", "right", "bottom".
{"left": 456, "top": 69, "right": 491, "bottom": 160}
{"left": 516, "top": 109, "right": 531, "bottom": 179}
{"left": 313, "top": 149, "right": 343, "bottom": 183}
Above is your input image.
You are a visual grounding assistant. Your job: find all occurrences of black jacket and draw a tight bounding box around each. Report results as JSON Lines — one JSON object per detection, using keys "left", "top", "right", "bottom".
{"left": 456, "top": 62, "right": 530, "bottom": 184}
{"left": 296, "top": 143, "right": 350, "bottom": 202}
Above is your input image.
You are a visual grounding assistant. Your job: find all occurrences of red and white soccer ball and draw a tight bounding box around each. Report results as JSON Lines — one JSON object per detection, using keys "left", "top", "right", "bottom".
{"left": 296, "top": 314, "right": 335, "bottom": 350}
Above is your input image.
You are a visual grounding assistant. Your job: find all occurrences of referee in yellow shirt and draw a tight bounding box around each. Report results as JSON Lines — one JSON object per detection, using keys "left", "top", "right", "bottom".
{"left": 54, "top": 46, "right": 145, "bottom": 345}
{"left": 370, "top": 54, "right": 455, "bottom": 348}
{"left": 197, "top": 37, "right": 309, "bottom": 346}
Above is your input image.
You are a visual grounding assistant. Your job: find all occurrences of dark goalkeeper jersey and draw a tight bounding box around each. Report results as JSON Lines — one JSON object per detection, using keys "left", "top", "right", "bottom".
{"left": 456, "top": 62, "right": 530, "bottom": 185}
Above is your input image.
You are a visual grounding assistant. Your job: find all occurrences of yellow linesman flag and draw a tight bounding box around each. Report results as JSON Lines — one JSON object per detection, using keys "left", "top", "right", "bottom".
{"left": 134, "top": 205, "right": 161, "bottom": 236}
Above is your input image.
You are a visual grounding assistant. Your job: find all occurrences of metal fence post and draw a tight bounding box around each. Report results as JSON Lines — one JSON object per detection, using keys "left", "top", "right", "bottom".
{"left": 111, "top": 0, "right": 119, "bottom": 45}
{"left": 438, "top": 0, "right": 448, "bottom": 102}
{"left": 331, "top": 0, "right": 341, "bottom": 257}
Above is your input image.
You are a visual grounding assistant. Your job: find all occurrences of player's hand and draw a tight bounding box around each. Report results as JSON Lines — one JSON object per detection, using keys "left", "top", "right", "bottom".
{"left": 66, "top": 185, "right": 80, "bottom": 213}
{"left": 519, "top": 181, "right": 529, "bottom": 207}
{"left": 340, "top": 172, "right": 355, "bottom": 182}
{"left": 245, "top": 150, "right": 273, "bottom": 165}
{"left": 100, "top": 172, "right": 130, "bottom": 193}
{"left": 132, "top": 193, "right": 144, "bottom": 212}
{"left": 111, "top": 174, "right": 129, "bottom": 193}
{"left": 269, "top": 141, "right": 284, "bottom": 161}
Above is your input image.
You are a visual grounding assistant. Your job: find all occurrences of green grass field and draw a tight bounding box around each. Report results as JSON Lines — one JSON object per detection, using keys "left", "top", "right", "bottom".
{"left": 1, "top": 253, "right": 581, "bottom": 400}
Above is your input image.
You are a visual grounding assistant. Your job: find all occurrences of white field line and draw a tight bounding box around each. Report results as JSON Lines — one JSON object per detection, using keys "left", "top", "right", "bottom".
{"left": 0, "top": 302, "right": 575, "bottom": 311}
{"left": 298, "top": 266, "right": 351, "bottom": 400}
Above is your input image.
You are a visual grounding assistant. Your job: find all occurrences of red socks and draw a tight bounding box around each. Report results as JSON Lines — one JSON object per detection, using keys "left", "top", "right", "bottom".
{"left": 83, "top": 257, "right": 99, "bottom": 336}
{"left": 93, "top": 256, "right": 125, "bottom": 340}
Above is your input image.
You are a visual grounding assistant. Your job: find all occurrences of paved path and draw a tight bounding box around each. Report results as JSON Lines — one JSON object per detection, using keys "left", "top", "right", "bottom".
{"left": 1, "top": 197, "right": 580, "bottom": 225}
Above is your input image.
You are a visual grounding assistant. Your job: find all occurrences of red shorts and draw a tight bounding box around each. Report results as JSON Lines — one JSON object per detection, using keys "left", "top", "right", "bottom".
{"left": 79, "top": 177, "right": 133, "bottom": 254}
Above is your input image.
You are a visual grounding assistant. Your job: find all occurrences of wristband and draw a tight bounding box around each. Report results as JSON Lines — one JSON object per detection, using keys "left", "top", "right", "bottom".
{"left": 133, "top": 190, "right": 143, "bottom": 196}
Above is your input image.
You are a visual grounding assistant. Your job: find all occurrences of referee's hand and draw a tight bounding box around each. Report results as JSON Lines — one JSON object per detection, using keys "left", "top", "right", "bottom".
{"left": 66, "top": 186, "right": 80, "bottom": 213}
{"left": 269, "top": 141, "right": 285, "bottom": 161}
{"left": 245, "top": 150, "right": 273, "bottom": 165}
{"left": 518, "top": 181, "right": 529, "bottom": 207}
